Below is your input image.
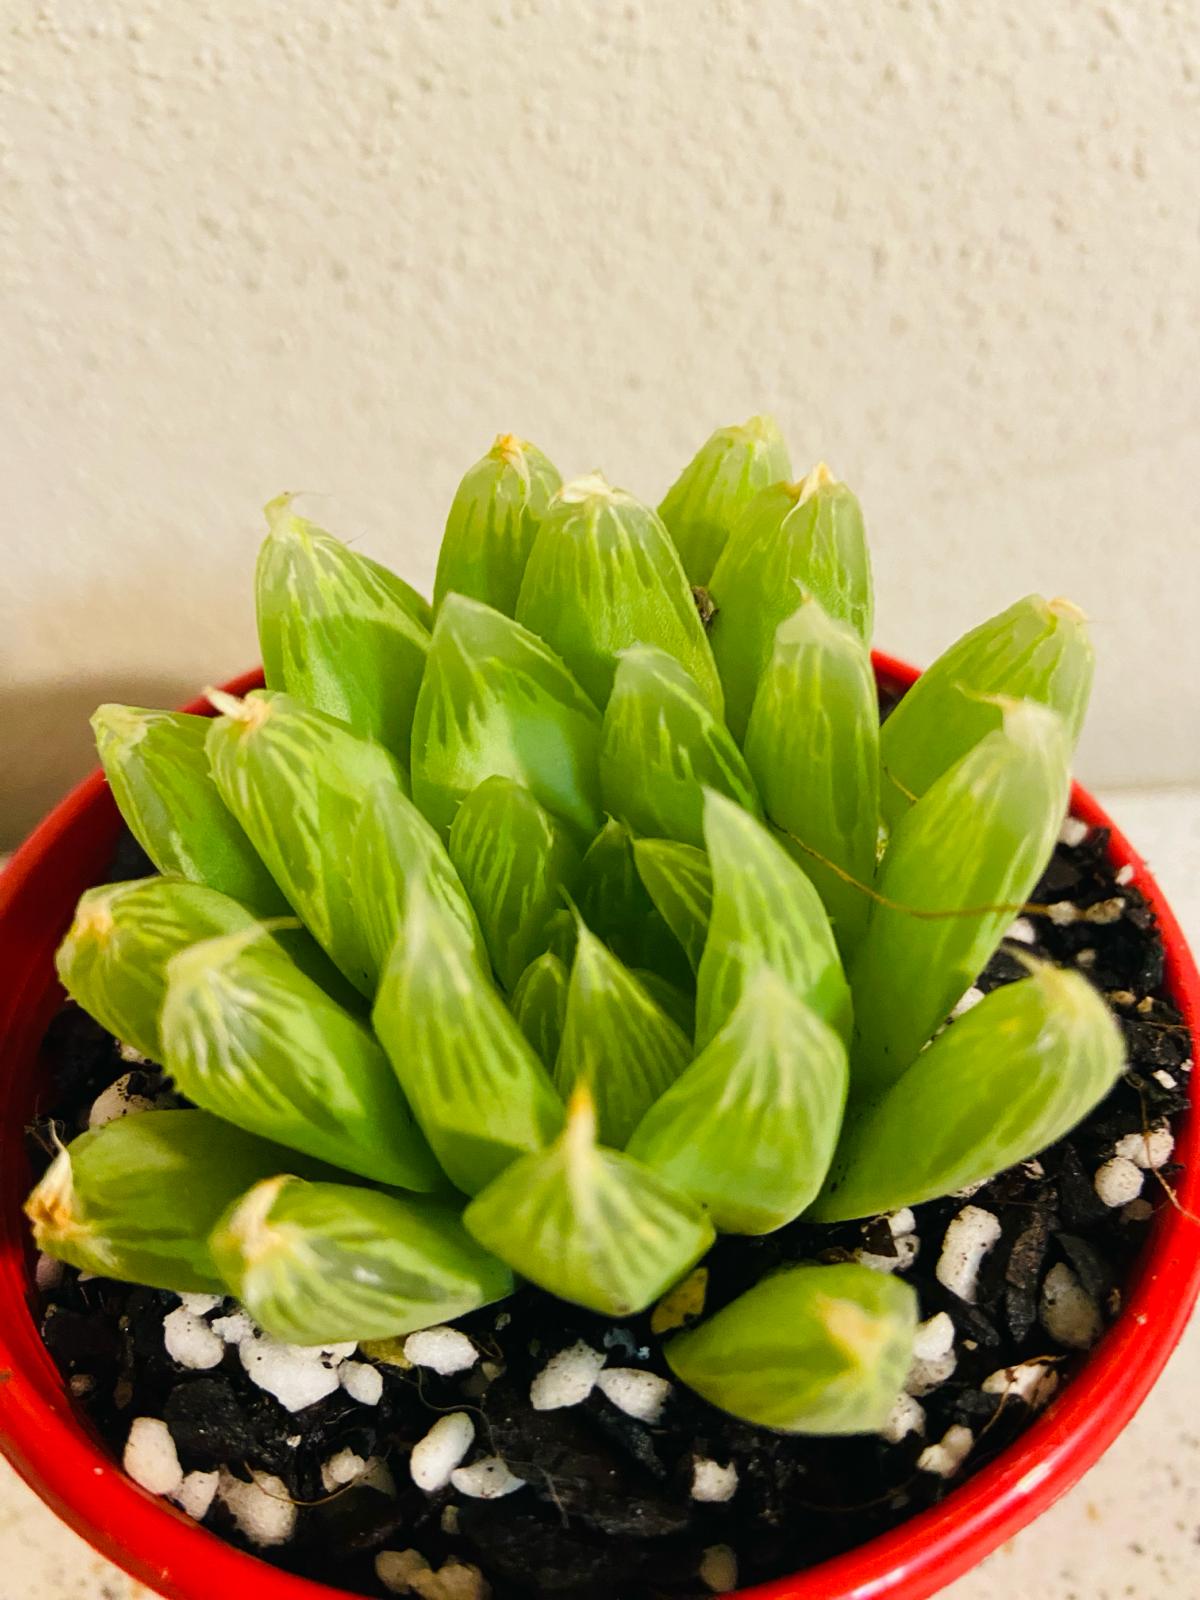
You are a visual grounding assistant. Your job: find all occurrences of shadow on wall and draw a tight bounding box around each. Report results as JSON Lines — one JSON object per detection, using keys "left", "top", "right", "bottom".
{"left": 0, "top": 675, "right": 204, "bottom": 849}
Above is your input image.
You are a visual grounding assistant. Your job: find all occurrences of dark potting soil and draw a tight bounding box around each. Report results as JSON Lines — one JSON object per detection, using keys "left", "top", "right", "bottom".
{"left": 26, "top": 825, "right": 1193, "bottom": 1600}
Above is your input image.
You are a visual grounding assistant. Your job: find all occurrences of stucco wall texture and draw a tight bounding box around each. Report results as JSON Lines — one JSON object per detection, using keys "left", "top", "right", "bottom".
{"left": 2, "top": 1, "right": 1199, "bottom": 841}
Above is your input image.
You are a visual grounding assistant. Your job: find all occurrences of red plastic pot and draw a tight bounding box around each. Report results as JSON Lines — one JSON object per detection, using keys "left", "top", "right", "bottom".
{"left": 1, "top": 657, "right": 1197, "bottom": 1600}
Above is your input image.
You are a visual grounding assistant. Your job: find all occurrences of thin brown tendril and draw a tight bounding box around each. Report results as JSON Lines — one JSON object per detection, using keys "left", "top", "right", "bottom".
{"left": 880, "top": 766, "right": 920, "bottom": 805}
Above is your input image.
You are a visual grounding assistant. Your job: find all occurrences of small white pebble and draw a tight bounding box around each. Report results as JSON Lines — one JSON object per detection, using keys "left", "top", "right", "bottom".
{"left": 917, "top": 1424, "right": 974, "bottom": 1479}
{"left": 341, "top": 1360, "right": 384, "bottom": 1406}
{"left": 118, "top": 1040, "right": 149, "bottom": 1063}
{"left": 35, "top": 1252, "right": 64, "bottom": 1292}
{"left": 1115, "top": 1126, "right": 1175, "bottom": 1170}
{"left": 1152, "top": 1070, "right": 1177, "bottom": 1090}
{"left": 123, "top": 1417, "right": 183, "bottom": 1496}
{"left": 936, "top": 1207, "right": 1002, "bottom": 1303}
{"left": 1094, "top": 1157, "right": 1144, "bottom": 1208}
{"left": 169, "top": 1469, "right": 219, "bottom": 1520}
{"left": 88, "top": 1073, "right": 155, "bottom": 1128}
{"left": 880, "top": 1391, "right": 926, "bottom": 1443}
{"left": 690, "top": 1456, "right": 739, "bottom": 1502}
{"left": 982, "top": 1361, "right": 1059, "bottom": 1408}
{"left": 410, "top": 1412, "right": 475, "bottom": 1493}
{"left": 888, "top": 1208, "right": 916, "bottom": 1236}
{"left": 212, "top": 1310, "right": 255, "bottom": 1345}
{"left": 856, "top": 1232, "right": 920, "bottom": 1275}
{"left": 699, "top": 1545, "right": 738, "bottom": 1593}
{"left": 1115, "top": 863, "right": 1135, "bottom": 887}
{"left": 404, "top": 1327, "right": 478, "bottom": 1376}
{"left": 1005, "top": 917, "right": 1036, "bottom": 945}
{"left": 321, "top": 1449, "right": 368, "bottom": 1492}
{"left": 450, "top": 1456, "right": 526, "bottom": 1499}
{"left": 163, "top": 1306, "right": 225, "bottom": 1371}
{"left": 179, "top": 1293, "right": 223, "bottom": 1316}
{"left": 950, "top": 986, "right": 985, "bottom": 1018}
{"left": 595, "top": 1367, "right": 672, "bottom": 1423}
{"left": 1047, "top": 901, "right": 1080, "bottom": 926}
{"left": 376, "top": 1549, "right": 431, "bottom": 1594}
{"left": 1085, "top": 897, "right": 1125, "bottom": 925}
{"left": 906, "top": 1312, "right": 957, "bottom": 1396}
{"left": 530, "top": 1341, "right": 605, "bottom": 1410}
{"left": 238, "top": 1335, "right": 343, "bottom": 1412}
{"left": 217, "top": 1469, "right": 297, "bottom": 1547}
{"left": 1040, "top": 1263, "right": 1103, "bottom": 1350}
{"left": 1059, "top": 817, "right": 1089, "bottom": 847}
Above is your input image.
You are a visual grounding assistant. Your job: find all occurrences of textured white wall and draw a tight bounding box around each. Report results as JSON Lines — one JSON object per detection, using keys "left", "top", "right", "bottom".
{"left": 3, "top": 0, "right": 1199, "bottom": 842}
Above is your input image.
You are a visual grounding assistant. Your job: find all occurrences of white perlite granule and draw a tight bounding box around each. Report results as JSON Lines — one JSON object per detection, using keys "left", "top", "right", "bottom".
{"left": 341, "top": 1360, "right": 384, "bottom": 1406}
{"left": 217, "top": 1469, "right": 297, "bottom": 1547}
{"left": 1093, "top": 1157, "right": 1144, "bottom": 1208}
{"left": 321, "top": 1449, "right": 368, "bottom": 1492}
{"left": 450, "top": 1456, "right": 526, "bottom": 1499}
{"left": 691, "top": 1457, "right": 739, "bottom": 1502}
{"left": 880, "top": 1391, "right": 926, "bottom": 1443}
{"left": 917, "top": 1425, "right": 974, "bottom": 1479}
{"left": 118, "top": 1040, "right": 149, "bottom": 1064}
{"left": 699, "top": 1545, "right": 739, "bottom": 1593}
{"left": 179, "top": 1293, "right": 223, "bottom": 1316}
{"left": 123, "top": 1417, "right": 183, "bottom": 1496}
{"left": 376, "top": 1550, "right": 492, "bottom": 1599}
{"left": 168, "top": 1469, "right": 220, "bottom": 1521}
{"left": 936, "top": 1206, "right": 1002, "bottom": 1303}
{"left": 211, "top": 1309, "right": 255, "bottom": 1345}
{"left": 410, "top": 1413, "right": 475, "bottom": 1493}
{"left": 404, "top": 1327, "right": 479, "bottom": 1376}
{"left": 237, "top": 1334, "right": 353, "bottom": 1412}
{"left": 163, "top": 1305, "right": 225, "bottom": 1371}
{"left": 982, "top": 1361, "right": 1059, "bottom": 1408}
{"left": 595, "top": 1367, "right": 671, "bottom": 1422}
{"left": 530, "top": 1340, "right": 605, "bottom": 1410}
{"left": 905, "top": 1312, "right": 957, "bottom": 1396}
{"left": 1059, "top": 817, "right": 1089, "bottom": 848}
{"left": 88, "top": 1073, "right": 155, "bottom": 1128}
{"left": 1115, "top": 1126, "right": 1175, "bottom": 1170}
{"left": 1040, "top": 1262, "right": 1103, "bottom": 1350}
{"left": 1005, "top": 917, "right": 1036, "bottom": 945}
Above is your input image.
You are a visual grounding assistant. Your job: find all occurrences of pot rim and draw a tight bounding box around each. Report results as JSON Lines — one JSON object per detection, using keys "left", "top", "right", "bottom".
{"left": 0, "top": 656, "right": 1195, "bottom": 1600}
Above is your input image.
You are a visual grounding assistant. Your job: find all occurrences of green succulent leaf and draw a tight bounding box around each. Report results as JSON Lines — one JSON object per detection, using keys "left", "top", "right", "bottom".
{"left": 657, "top": 414, "right": 792, "bottom": 587}
{"left": 373, "top": 883, "right": 564, "bottom": 1195}
{"left": 665, "top": 1263, "right": 917, "bottom": 1434}
{"left": 91, "top": 705, "right": 288, "bottom": 916}
{"left": 560, "top": 819, "right": 693, "bottom": 988}
{"left": 630, "top": 969, "right": 696, "bottom": 1038}
{"left": 850, "top": 699, "right": 1072, "bottom": 1095}
{"left": 205, "top": 688, "right": 411, "bottom": 996}
{"left": 554, "top": 923, "right": 693, "bottom": 1147}
{"left": 211, "top": 1176, "right": 513, "bottom": 1345}
{"left": 448, "top": 775, "right": 582, "bottom": 991}
{"left": 256, "top": 496, "right": 431, "bottom": 753}
{"left": 410, "top": 593, "right": 604, "bottom": 840}
{"left": 55, "top": 876, "right": 349, "bottom": 1060}
{"left": 744, "top": 597, "right": 881, "bottom": 958}
{"left": 599, "top": 647, "right": 760, "bottom": 849}
{"left": 632, "top": 838, "right": 713, "bottom": 975}
{"left": 463, "top": 1087, "right": 715, "bottom": 1317}
{"left": 25, "top": 1110, "right": 321, "bottom": 1294}
{"left": 696, "top": 792, "right": 852, "bottom": 1052}
{"left": 160, "top": 927, "right": 441, "bottom": 1190}
{"left": 434, "top": 434, "right": 562, "bottom": 617}
{"left": 516, "top": 474, "right": 723, "bottom": 712}
{"left": 709, "top": 465, "right": 874, "bottom": 738}
{"left": 628, "top": 969, "right": 848, "bottom": 1233}
{"left": 879, "top": 594, "right": 1094, "bottom": 829}
{"left": 510, "top": 952, "right": 570, "bottom": 1069}
{"left": 814, "top": 964, "right": 1126, "bottom": 1220}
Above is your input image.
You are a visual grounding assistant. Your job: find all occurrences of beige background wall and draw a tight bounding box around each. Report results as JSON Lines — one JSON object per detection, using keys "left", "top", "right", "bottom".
{"left": 3, "top": 0, "right": 1199, "bottom": 844}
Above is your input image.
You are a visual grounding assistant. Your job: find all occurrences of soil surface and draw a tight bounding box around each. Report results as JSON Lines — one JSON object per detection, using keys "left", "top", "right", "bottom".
{"left": 27, "top": 825, "right": 1193, "bottom": 1600}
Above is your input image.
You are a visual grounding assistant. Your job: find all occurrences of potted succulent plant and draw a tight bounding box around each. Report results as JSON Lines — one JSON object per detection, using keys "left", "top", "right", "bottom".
{"left": 1, "top": 420, "right": 1197, "bottom": 1600}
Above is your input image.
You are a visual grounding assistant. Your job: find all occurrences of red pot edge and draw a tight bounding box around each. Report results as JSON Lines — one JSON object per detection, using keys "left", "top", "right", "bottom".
{"left": 0, "top": 656, "right": 1194, "bottom": 1600}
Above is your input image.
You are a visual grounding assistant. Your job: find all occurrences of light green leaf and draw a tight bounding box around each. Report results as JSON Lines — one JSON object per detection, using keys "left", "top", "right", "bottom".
{"left": 91, "top": 705, "right": 288, "bottom": 915}
{"left": 632, "top": 838, "right": 712, "bottom": 975}
{"left": 448, "top": 775, "right": 582, "bottom": 991}
{"left": 54, "top": 876, "right": 350, "bottom": 1060}
{"left": 409, "top": 593, "right": 603, "bottom": 840}
{"left": 850, "top": 699, "right": 1072, "bottom": 1095}
{"left": 161, "top": 927, "right": 441, "bottom": 1190}
{"left": 658, "top": 414, "right": 792, "bottom": 586}
{"left": 628, "top": 970, "right": 848, "bottom": 1233}
{"left": 696, "top": 792, "right": 852, "bottom": 1051}
{"left": 630, "top": 969, "right": 696, "bottom": 1039}
{"left": 813, "top": 964, "right": 1126, "bottom": 1220}
{"left": 554, "top": 923, "right": 693, "bottom": 1147}
{"left": 434, "top": 434, "right": 562, "bottom": 617}
{"left": 510, "top": 952, "right": 570, "bottom": 1069}
{"left": 373, "top": 883, "right": 564, "bottom": 1195}
{"left": 463, "top": 1087, "right": 714, "bottom": 1316}
{"left": 205, "top": 688, "right": 411, "bottom": 996}
{"left": 256, "top": 496, "right": 430, "bottom": 754}
{"left": 211, "top": 1176, "right": 513, "bottom": 1345}
{"left": 516, "top": 474, "right": 723, "bottom": 712}
{"left": 599, "top": 647, "right": 760, "bottom": 849}
{"left": 709, "top": 465, "right": 874, "bottom": 738}
{"left": 24, "top": 1110, "right": 321, "bottom": 1294}
{"left": 744, "top": 597, "right": 880, "bottom": 957}
{"left": 560, "top": 819, "right": 692, "bottom": 988}
{"left": 666, "top": 1263, "right": 917, "bottom": 1434}
{"left": 879, "top": 594, "right": 1094, "bottom": 829}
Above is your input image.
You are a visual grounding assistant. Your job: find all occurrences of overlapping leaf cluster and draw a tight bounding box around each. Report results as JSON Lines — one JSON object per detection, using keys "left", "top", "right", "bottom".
{"left": 29, "top": 422, "right": 1123, "bottom": 1436}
